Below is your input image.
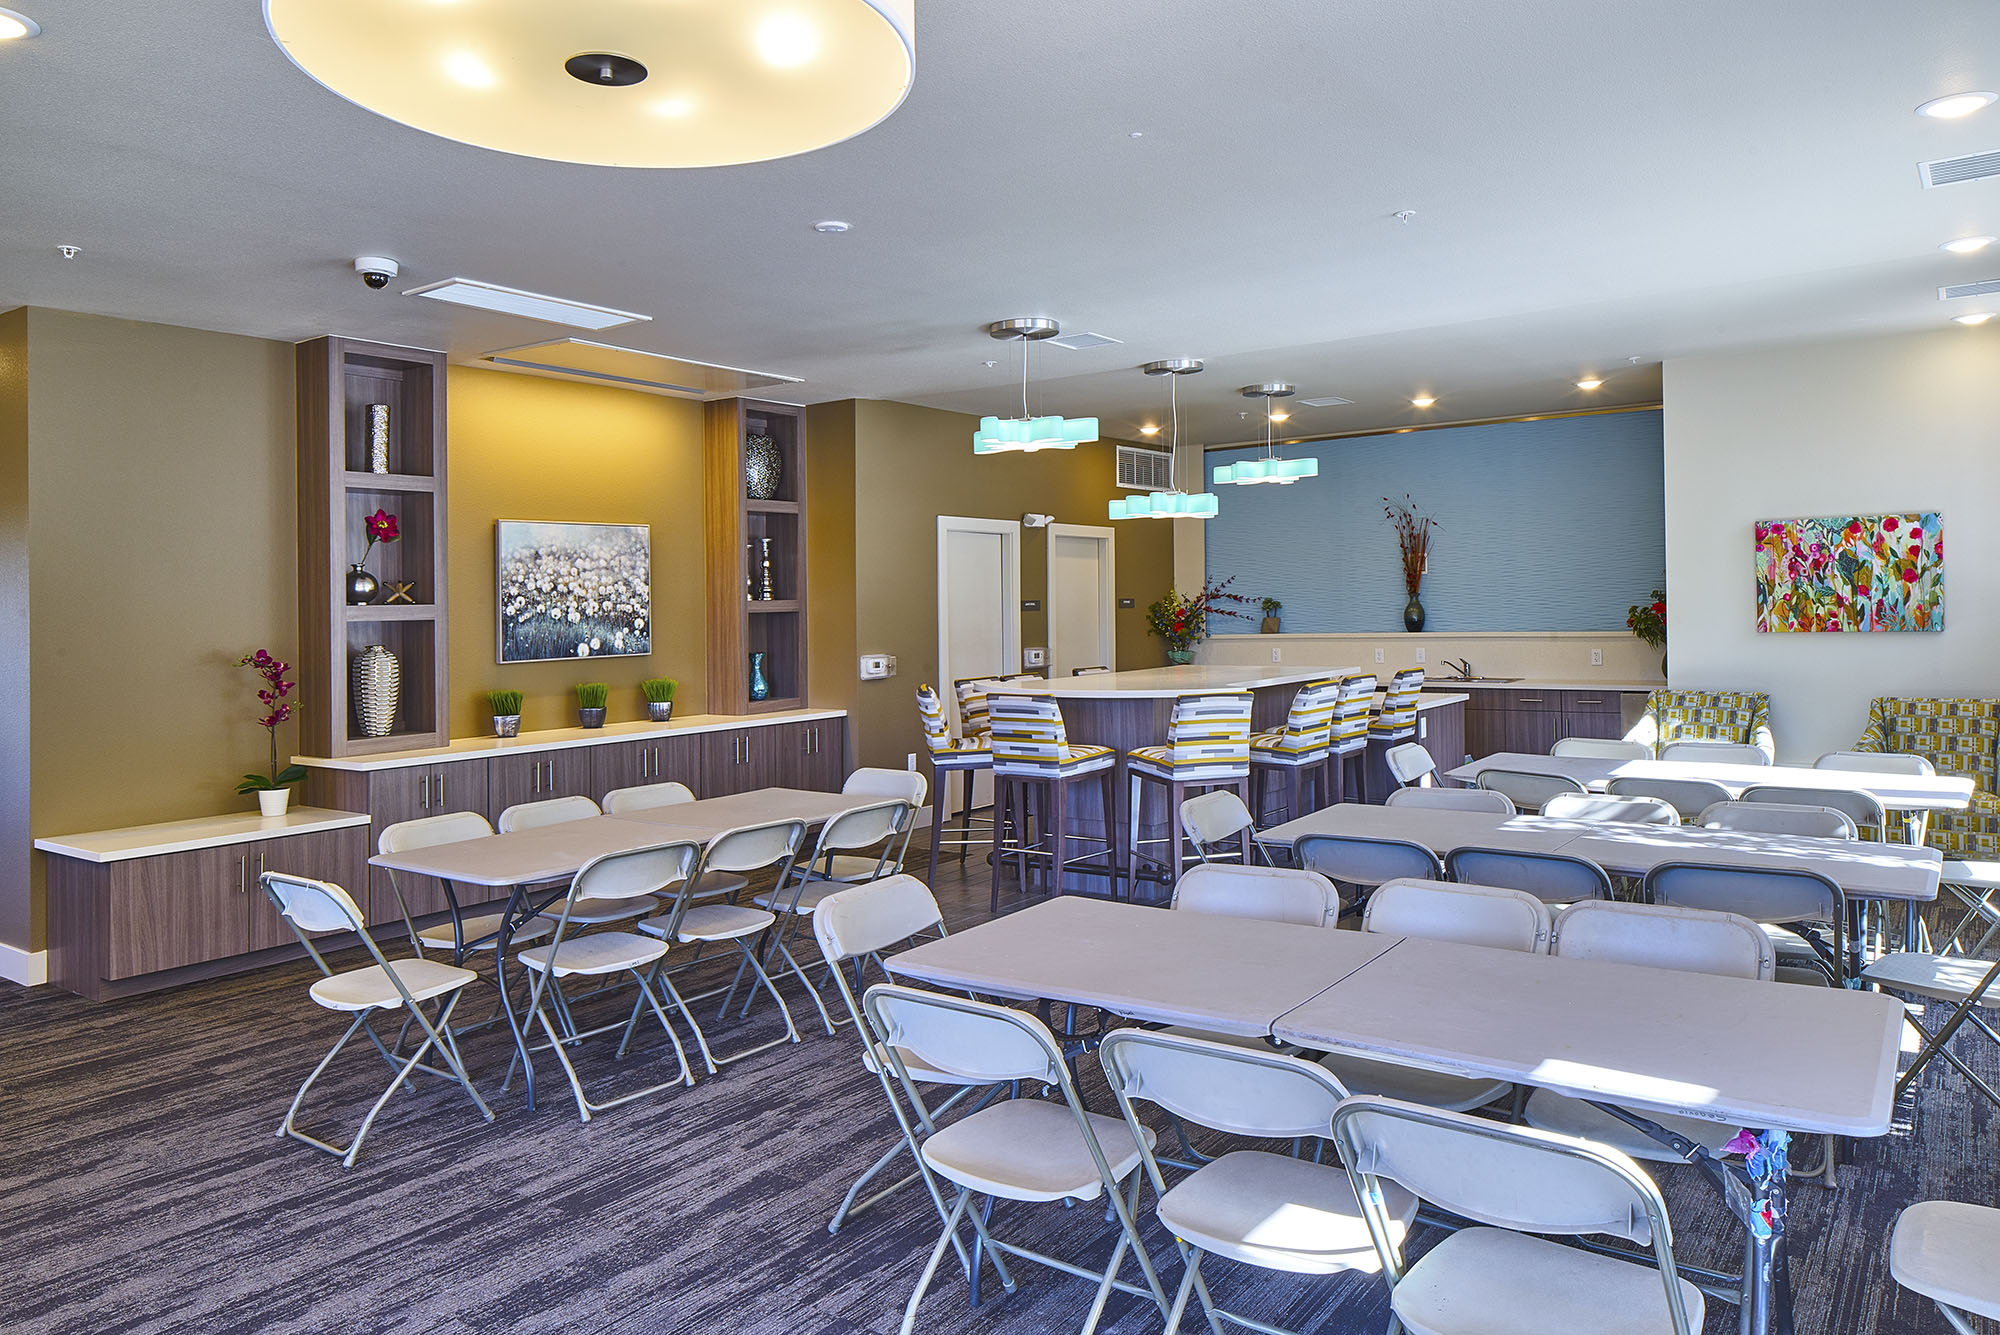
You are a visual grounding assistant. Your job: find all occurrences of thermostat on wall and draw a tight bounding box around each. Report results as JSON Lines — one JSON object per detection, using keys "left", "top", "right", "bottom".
{"left": 1023, "top": 647, "right": 1047, "bottom": 668}
{"left": 859, "top": 654, "right": 896, "bottom": 680}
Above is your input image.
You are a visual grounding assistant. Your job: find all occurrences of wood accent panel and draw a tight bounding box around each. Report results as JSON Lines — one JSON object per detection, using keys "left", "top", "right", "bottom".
{"left": 246, "top": 828, "right": 370, "bottom": 952}
{"left": 47, "top": 857, "right": 109, "bottom": 1000}
{"left": 704, "top": 399, "right": 807, "bottom": 714}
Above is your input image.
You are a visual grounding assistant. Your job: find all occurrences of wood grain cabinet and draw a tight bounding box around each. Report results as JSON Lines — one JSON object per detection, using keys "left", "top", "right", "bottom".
{"left": 308, "top": 759, "right": 490, "bottom": 924}
{"left": 591, "top": 735, "right": 701, "bottom": 798}
{"left": 486, "top": 749, "right": 592, "bottom": 820}
{"left": 703, "top": 726, "right": 779, "bottom": 796}
{"left": 1450, "top": 689, "right": 1641, "bottom": 765}
{"left": 773, "top": 718, "right": 845, "bottom": 791}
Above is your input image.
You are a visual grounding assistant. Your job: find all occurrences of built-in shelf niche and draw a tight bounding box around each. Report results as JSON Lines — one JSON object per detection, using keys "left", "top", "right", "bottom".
{"left": 706, "top": 397, "right": 807, "bottom": 714}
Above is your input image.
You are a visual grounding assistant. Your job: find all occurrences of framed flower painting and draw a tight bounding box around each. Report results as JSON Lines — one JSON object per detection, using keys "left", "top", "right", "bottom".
{"left": 1754, "top": 512, "right": 1942, "bottom": 633}
{"left": 495, "top": 520, "right": 651, "bottom": 662}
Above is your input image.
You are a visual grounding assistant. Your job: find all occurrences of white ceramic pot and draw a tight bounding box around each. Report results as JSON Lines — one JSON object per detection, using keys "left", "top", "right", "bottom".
{"left": 257, "top": 788, "right": 291, "bottom": 817}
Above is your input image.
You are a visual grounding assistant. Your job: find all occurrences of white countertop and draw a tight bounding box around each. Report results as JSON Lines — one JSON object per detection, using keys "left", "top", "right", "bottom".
{"left": 35, "top": 806, "right": 372, "bottom": 863}
{"left": 1420, "top": 679, "right": 1657, "bottom": 692}
{"left": 1018, "top": 664, "right": 1361, "bottom": 698}
{"left": 293, "top": 707, "right": 846, "bottom": 772}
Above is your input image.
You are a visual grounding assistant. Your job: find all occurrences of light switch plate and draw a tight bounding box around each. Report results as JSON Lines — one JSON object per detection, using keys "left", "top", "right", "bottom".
{"left": 1023, "top": 647, "right": 1047, "bottom": 668}
{"left": 1374, "top": 647, "right": 1385, "bottom": 664}
{"left": 1591, "top": 648, "right": 1603, "bottom": 666}
{"left": 1414, "top": 647, "right": 1426, "bottom": 663}
{"left": 1270, "top": 647, "right": 1282, "bottom": 663}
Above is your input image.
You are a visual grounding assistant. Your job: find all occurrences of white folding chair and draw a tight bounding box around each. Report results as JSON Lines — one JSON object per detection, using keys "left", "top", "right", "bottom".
{"left": 1739, "top": 783, "right": 1881, "bottom": 840}
{"left": 1699, "top": 798, "right": 1857, "bottom": 840}
{"left": 1608, "top": 775, "right": 1731, "bottom": 822}
{"left": 1099, "top": 1030, "right": 1419, "bottom": 1335}
{"left": 1294, "top": 834, "right": 1442, "bottom": 913}
{"left": 1180, "top": 788, "right": 1266, "bottom": 865}
{"left": 1332, "top": 1095, "right": 1704, "bottom": 1335}
{"left": 862, "top": 983, "right": 1171, "bottom": 1335}
{"left": 1476, "top": 767, "right": 1586, "bottom": 813}
{"left": 756, "top": 799, "right": 914, "bottom": 1029}
{"left": 497, "top": 794, "right": 601, "bottom": 832}
{"left": 1385, "top": 785, "right": 1517, "bottom": 815}
{"left": 638, "top": 818, "right": 816, "bottom": 1064}
{"left": 1541, "top": 791, "right": 1679, "bottom": 825}
{"left": 1172, "top": 862, "right": 1334, "bottom": 927}
{"left": 1444, "top": 846, "right": 1615, "bottom": 905}
{"left": 1643, "top": 860, "right": 1848, "bottom": 989}
{"left": 601, "top": 781, "right": 696, "bottom": 815}
{"left": 1817, "top": 750, "right": 1934, "bottom": 843}
{"left": 379, "top": 811, "right": 551, "bottom": 960}
{"left": 1891, "top": 1200, "right": 2000, "bottom": 1334}
{"left": 1660, "top": 740, "right": 1770, "bottom": 766}
{"left": 1318, "top": 879, "right": 1549, "bottom": 1113}
{"left": 511, "top": 842, "right": 706, "bottom": 1121}
{"left": 261, "top": 871, "right": 493, "bottom": 1166}
{"left": 1385, "top": 741, "right": 1437, "bottom": 788}
{"left": 812, "top": 877, "right": 993, "bottom": 1241}
{"left": 1863, "top": 948, "right": 2000, "bottom": 1110}
{"left": 1552, "top": 737, "right": 1651, "bottom": 760}
{"left": 1524, "top": 901, "right": 1773, "bottom": 1164}
{"left": 820, "top": 767, "right": 928, "bottom": 880}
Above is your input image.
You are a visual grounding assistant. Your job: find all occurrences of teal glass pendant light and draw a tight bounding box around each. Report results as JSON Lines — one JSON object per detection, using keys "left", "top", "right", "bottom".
{"left": 1213, "top": 382, "right": 1318, "bottom": 486}
{"left": 1109, "top": 359, "right": 1221, "bottom": 520}
{"left": 973, "top": 318, "right": 1098, "bottom": 454}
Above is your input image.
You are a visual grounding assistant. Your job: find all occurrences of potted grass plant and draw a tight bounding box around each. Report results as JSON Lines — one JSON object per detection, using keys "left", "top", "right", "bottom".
{"left": 488, "top": 689, "right": 523, "bottom": 738}
{"left": 641, "top": 677, "right": 677, "bottom": 722}
{"left": 235, "top": 650, "right": 306, "bottom": 816}
{"left": 576, "top": 681, "right": 610, "bottom": 728}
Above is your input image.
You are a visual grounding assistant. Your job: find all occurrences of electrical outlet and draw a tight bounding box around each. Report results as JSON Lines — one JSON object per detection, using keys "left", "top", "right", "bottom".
{"left": 1591, "top": 648, "right": 1603, "bottom": 666}
{"left": 1374, "top": 647, "right": 1385, "bottom": 664}
{"left": 1414, "top": 647, "right": 1426, "bottom": 664}
{"left": 1271, "top": 647, "right": 1282, "bottom": 663}
{"left": 906, "top": 753, "right": 917, "bottom": 771}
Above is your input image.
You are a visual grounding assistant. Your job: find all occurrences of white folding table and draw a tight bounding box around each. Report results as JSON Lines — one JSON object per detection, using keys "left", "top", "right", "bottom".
{"left": 1446, "top": 752, "right": 1974, "bottom": 815}
{"left": 1274, "top": 937, "right": 1905, "bottom": 1335}
{"left": 1254, "top": 803, "right": 1586, "bottom": 856}
{"left": 603, "top": 787, "right": 867, "bottom": 841}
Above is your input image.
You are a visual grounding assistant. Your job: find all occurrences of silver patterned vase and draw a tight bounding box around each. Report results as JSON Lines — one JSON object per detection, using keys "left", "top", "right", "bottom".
{"left": 744, "top": 434, "right": 783, "bottom": 499}
{"left": 352, "top": 644, "right": 401, "bottom": 738}
{"left": 365, "top": 403, "right": 391, "bottom": 474}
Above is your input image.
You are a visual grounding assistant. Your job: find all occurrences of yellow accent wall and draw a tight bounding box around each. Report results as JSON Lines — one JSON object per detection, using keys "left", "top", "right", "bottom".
{"left": 0, "top": 309, "right": 32, "bottom": 949}
{"left": 444, "top": 366, "right": 706, "bottom": 737}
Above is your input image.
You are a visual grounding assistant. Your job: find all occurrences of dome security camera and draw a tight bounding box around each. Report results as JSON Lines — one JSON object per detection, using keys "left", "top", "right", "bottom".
{"left": 354, "top": 256, "right": 400, "bottom": 290}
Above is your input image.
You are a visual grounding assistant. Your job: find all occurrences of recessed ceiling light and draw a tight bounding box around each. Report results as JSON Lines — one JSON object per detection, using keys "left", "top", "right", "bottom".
{"left": 0, "top": 7, "right": 38, "bottom": 38}
{"left": 1917, "top": 91, "right": 1998, "bottom": 119}
{"left": 1128, "top": 131, "right": 1144, "bottom": 139}
{"left": 1955, "top": 311, "right": 1996, "bottom": 325}
{"left": 812, "top": 219, "right": 851, "bottom": 233}
{"left": 1942, "top": 235, "right": 1997, "bottom": 254}
{"left": 1268, "top": 410, "right": 1290, "bottom": 422}
{"left": 1575, "top": 377, "right": 1604, "bottom": 391}
{"left": 1138, "top": 424, "right": 1159, "bottom": 435}
{"left": 1410, "top": 395, "right": 1436, "bottom": 409}
{"left": 404, "top": 277, "right": 651, "bottom": 330}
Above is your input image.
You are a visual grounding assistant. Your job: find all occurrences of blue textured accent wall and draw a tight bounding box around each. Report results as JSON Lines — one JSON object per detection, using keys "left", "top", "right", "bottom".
{"left": 1204, "top": 410, "right": 1664, "bottom": 631}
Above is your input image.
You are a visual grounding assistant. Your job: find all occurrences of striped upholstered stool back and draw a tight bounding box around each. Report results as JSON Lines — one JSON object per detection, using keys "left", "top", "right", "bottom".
{"left": 1369, "top": 668, "right": 1426, "bottom": 741}
{"left": 988, "top": 693, "right": 1076, "bottom": 778}
{"left": 1329, "top": 672, "right": 1379, "bottom": 756}
{"left": 916, "top": 685, "right": 991, "bottom": 769}
{"left": 1153, "top": 691, "right": 1255, "bottom": 779}
{"left": 1254, "top": 678, "right": 1341, "bottom": 763}
{"left": 952, "top": 676, "right": 1000, "bottom": 738}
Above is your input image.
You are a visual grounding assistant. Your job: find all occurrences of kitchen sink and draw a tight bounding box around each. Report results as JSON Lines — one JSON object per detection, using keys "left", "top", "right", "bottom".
{"left": 1442, "top": 676, "right": 1522, "bottom": 683}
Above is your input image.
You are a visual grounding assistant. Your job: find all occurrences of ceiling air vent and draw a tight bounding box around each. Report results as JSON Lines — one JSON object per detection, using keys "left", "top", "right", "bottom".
{"left": 1047, "top": 331, "right": 1122, "bottom": 350}
{"left": 1116, "top": 444, "right": 1173, "bottom": 491}
{"left": 1940, "top": 278, "right": 2000, "bottom": 301}
{"left": 1920, "top": 151, "right": 2000, "bottom": 188}
{"left": 1298, "top": 395, "right": 1354, "bottom": 408}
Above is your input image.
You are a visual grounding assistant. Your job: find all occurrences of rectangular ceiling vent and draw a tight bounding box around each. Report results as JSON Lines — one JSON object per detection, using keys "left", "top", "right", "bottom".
{"left": 1919, "top": 151, "right": 2000, "bottom": 188}
{"left": 1939, "top": 278, "right": 2000, "bottom": 301}
{"left": 1047, "top": 331, "right": 1122, "bottom": 351}
{"left": 1298, "top": 395, "right": 1354, "bottom": 407}
{"left": 1116, "top": 444, "right": 1173, "bottom": 491}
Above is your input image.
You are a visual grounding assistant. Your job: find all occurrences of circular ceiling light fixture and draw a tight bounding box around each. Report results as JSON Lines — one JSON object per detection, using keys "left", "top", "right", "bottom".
{"left": 263, "top": 0, "right": 915, "bottom": 169}
{"left": 812, "top": 219, "right": 852, "bottom": 233}
{"left": 1941, "top": 235, "right": 1997, "bottom": 254}
{"left": 0, "top": 8, "right": 38, "bottom": 39}
{"left": 1916, "top": 90, "right": 1997, "bottom": 120}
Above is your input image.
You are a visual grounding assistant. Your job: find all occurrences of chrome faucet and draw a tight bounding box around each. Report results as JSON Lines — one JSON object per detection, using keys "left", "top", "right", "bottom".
{"left": 1444, "top": 657, "right": 1474, "bottom": 680}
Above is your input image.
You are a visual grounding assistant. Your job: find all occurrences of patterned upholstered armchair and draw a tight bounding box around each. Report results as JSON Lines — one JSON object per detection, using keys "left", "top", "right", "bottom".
{"left": 1852, "top": 697, "right": 2000, "bottom": 859}
{"left": 1627, "top": 689, "right": 1776, "bottom": 762}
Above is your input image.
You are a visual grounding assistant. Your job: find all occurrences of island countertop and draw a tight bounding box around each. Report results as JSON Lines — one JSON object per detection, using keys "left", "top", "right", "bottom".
{"left": 1016, "top": 664, "right": 1361, "bottom": 698}
{"left": 1420, "top": 679, "right": 1658, "bottom": 693}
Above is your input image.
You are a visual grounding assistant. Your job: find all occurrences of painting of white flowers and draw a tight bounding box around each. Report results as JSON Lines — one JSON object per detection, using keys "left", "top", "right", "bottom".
{"left": 495, "top": 521, "right": 651, "bottom": 662}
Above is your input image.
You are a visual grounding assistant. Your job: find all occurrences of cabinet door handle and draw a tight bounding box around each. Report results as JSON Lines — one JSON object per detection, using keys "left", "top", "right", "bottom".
{"left": 1519, "top": 696, "right": 1544, "bottom": 704}
{"left": 437, "top": 773, "right": 446, "bottom": 806}
{"left": 420, "top": 774, "right": 430, "bottom": 809}
{"left": 259, "top": 851, "right": 266, "bottom": 880}
{"left": 1575, "top": 698, "right": 1603, "bottom": 706}
{"left": 239, "top": 854, "right": 247, "bottom": 895}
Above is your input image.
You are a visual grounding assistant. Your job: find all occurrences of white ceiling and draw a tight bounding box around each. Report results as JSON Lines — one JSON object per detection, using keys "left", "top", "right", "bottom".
{"left": 1, "top": 0, "right": 1996, "bottom": 443}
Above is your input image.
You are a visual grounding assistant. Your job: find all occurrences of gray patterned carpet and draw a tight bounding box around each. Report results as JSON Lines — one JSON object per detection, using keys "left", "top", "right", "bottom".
{"left": 0, "top": 842, "right": 1985, "bottom": 1334}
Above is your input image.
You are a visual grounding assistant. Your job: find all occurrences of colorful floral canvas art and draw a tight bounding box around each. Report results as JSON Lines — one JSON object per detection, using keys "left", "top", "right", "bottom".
{"left": 1754, "top": 513, "right": 1943, "bottom": 633}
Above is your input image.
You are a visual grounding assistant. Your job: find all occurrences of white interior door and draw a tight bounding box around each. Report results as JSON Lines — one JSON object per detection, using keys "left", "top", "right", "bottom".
{"left": 937, "top": 517, "right": 1022, "bottom": 817}
{"left": 1046, "top": 524, "right": 1116, "bottom": 679}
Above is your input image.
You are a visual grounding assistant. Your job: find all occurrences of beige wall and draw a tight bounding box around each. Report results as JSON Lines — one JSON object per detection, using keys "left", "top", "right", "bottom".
{"left": 445, "top": 366, "right": 706, "bottom": 736}
{"left": 20, "top": 310, "right": 297, "bottom": 951}
{"left": 0, "top": 310, "right": 30, "bottom": 950}
{"left": 804, "top": 402, "right": 859, "bottom": 766}
{"left": 846, "top": 399, "right": 1173, "bottom": 774}
{"left": 1664, "top": 326, "right": 2000, "bottom": 763}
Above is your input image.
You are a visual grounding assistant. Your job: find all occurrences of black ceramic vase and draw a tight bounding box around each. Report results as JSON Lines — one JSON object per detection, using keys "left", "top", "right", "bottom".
{"left": 1404, "top": 596, "right": 1426, "bottom": 632}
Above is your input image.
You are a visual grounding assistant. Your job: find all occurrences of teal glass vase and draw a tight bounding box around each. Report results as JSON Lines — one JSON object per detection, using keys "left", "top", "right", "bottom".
{"left": 748, "top": 651, "right": 771, "bottom": 702}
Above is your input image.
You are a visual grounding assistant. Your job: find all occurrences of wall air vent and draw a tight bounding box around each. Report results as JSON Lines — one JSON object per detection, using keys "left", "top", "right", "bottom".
{"left": 1116, "top": 444, "right": 1174, "bottom": 491}
{"left": 1939, "top": 278, "right": 2000, "bottom": 301}
{"left": 1920, "top": 151, "right": 2000, "bottom": 188}
{"left": 1047, "top": 331, "right": 1122, "bottom": 351}
{"left": 1298, "top": 395, "right": 1354, "bottom": 407}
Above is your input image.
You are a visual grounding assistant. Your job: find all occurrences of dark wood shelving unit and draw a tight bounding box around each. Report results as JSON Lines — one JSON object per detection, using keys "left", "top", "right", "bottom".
{"left": 705, "top": 398, "right": 807, "bottom": 714}
{"left": 297, "top": 337, "right": 450, "bottom": 756}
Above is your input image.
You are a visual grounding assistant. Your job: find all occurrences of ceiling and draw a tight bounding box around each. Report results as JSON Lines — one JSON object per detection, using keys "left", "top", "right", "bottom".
{"left": 1, "top": 0, "right": 1995, "bottom": 445}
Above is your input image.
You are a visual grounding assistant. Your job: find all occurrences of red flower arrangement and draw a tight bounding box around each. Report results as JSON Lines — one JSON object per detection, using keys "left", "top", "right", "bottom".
{"left": 236, "top": 650, "right": 307, "bottom": 794}
{"left": 1146, "top": 577, "right": 1252, "bottom": 655}
{"left": 361, "top": 508, "right": 400, "bottom": 568}
{"left": 1627, "top": 588, "right": 1666, "bottom": 650}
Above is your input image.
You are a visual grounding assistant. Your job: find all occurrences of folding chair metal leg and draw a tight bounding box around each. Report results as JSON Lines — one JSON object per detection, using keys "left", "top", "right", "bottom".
{"left": 1891, "top": 958, "right": 2000, "bottom": 1102}
{"left": 902, "top": 1190, "right": 976, "bottom": 1335}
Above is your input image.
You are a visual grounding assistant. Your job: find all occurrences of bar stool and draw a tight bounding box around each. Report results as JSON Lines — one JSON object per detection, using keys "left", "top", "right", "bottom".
{"left": 987, "top": 693, "right": 1118, "bottom": 903}
{"left": 915, "top": 685, "right": 994, "bottom": 890}
{"left": 1248, "top": 677, "right": 1339, "bottom": 826}
{"left": 1326, "top": 671, "right": 1378, "bottom": 804}
{"left": 1364, "top": 667, "right": 1425, "bottom": 802}
{"left": 1124, "top": 690, "right": 1254, "bottom": 900}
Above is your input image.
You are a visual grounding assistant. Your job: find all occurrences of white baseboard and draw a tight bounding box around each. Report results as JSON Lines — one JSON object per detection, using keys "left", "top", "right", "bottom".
{"left": 0, "top": 941, "right": 48, "bottom": 988}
